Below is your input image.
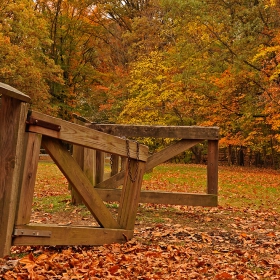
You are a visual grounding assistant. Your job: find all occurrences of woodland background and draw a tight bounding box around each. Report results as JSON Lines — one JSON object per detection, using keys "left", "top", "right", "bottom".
{"left": 1, "top": 0, "right": 280, "bottom": 168}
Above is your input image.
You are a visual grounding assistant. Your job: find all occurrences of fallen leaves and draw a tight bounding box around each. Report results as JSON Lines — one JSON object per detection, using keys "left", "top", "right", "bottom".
{"left": 1, "top": 205, "right": 280, "bottom": 279}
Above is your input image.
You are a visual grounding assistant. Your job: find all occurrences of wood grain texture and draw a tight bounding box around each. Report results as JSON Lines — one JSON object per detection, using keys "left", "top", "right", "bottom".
{"left": 118, "top": 160, "right": 146, "bottom": 230}
{"left": 27, "top": 111, "right": 149, "bottom": 161}
{"left": 0, "top": 96, "right": 29, "bottom": 257}
{"left": 15, "top": 133, "right": 41, "bottom": 225}
{"left": 96, "top": 189, "right": 218, "bottom": 207}
{"left": 42, "top": 136, "right": 120, "bottom": 229}
{"left": 0, "top": 82, "right": 31, "bottom": 103}
{"left": 13, "top": 224, "right": 133, "bottom": 246}
{"left": 89, "top": 124, "right": 219, "bottom": 140}
{"left": 207, "top": 140, "right": 219, "bottom": 195}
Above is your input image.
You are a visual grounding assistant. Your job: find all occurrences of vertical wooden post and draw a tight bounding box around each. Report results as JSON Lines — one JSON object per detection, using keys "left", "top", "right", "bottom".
{"left": 207, "top": 140, "right": 218, "bottom": 196}
{"left": 96, "top": 151, "right": 104, "bottom": 184}
{"left": 15, "top": 133, "right": 42, "bottom": 225}
{"left": 118, "top": 160, "right": 146, "bottom": 230}
{"left": 111, "top": 154, "right": 119, "bottom": 176}
{"left": 0, "top": 83, "right": 30, "bottom": 257}
{"left": 71, "top": 144, "right": 84, "bottom": 205}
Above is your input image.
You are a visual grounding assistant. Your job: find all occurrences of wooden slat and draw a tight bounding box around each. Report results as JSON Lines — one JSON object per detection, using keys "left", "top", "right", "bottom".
{"left": 89, "top": 124, "right": 219, "bottom": 140}
{"left": 27, "top": 111, "right": 149, "bottom": 161}
{"left": 0, "top": 96, "right": 29, "bottom": 257}
{"left": 207, "top": 140, "right": 219, "bottom": 195}
{"left": 97, "top": 189, "right": 217, "bottom": 207}
{"left": 118, "top": 160, "right": 146, "bottom": 230}
{"left": 42, "top": 136, "right": 120, "bottom": 229}
{"left": 111, "top": 154, "right": 119, "bottom": 176}
{"left": 13, "top": 224, "right": 133, "bottom": 246}
{"left": 96, "top": 151, "right": 104, "bottom": 183}
{"left": 95, "top": 140, "right": 200, "bottom": 189}
{"left": 0, "top": 82, "right": 31, "bottom": 103}
{"left": 16, "top": 133, "right": 42, "bottom": 225}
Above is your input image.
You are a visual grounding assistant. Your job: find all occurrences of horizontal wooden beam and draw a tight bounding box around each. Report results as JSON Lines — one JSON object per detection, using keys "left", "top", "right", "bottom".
{"left": 88, "top": 124, "right": 219, "bottom": 140}
{"left": 97, "top": 189, "right": 218, "bottom": 207}
{"left": 13, "top": 224, "right": 133, "bottom": 246}
{"left": 27, "top": 111, "right": 149, "bottom": 161}
{"left": 0, "top": 82, "right": 31, "bottom": 103}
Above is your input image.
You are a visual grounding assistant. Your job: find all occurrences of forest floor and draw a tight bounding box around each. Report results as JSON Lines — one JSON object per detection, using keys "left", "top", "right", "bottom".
{"left": 1, "top": 163, "right": 280, "bottom": 279}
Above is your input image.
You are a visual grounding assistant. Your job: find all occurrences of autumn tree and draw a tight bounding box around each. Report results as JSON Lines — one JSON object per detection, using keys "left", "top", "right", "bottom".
{"left": 0, "top": 0, "right": 63, "bottom": 113}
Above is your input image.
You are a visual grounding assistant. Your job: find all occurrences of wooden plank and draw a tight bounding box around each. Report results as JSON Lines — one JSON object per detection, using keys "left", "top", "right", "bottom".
{"left": 13, "top": 224, "right": 133, "bottom": 246}
{"left": 88, "top": 124, "right": 219, "bottom": 140}
{"left": 111, "top": 154, "right": 119, "bottom": 176}
{"left": 15, "top": 133, "right": 42, "bottom": 225}
{"left": 97, "top": 189, "right": 218, "bottom": 207}
{"left": 42, "top": 136, "right": 120, "bottom": 229}
{"left": 0, "top": 96, "right": 29, "bottom": 257}
{"left": 207, "top": 140, "right": 219, "bottom": 195}
{"left": 95, "top": 140, "right": 200, "bottom": 189}
{"left": 0, "top": 82, "right": 31, "bottom": 103}
{"left": 96, "top": 151, "right": 104, "bottom": 183}
{"left": 27, "top": 111, "right": 149, "bottom": 161}
{"left": 118, "top": 160, "right": 146, "bottom": 230}
{"left": 70, "top": 137, "right": 84, "bottom": 205}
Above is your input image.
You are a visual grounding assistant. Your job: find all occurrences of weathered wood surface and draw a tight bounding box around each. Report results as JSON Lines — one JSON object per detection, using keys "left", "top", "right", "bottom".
{"left": 207, "top": 140, "right": 219, "bottom": 195}
{"left": 96, "top": 151, "right": 104, "bottom": 184}
{"left": 95, "top": 139, "right": 201, "bottom": 189}
{"left": 42, "top": 136, "right": 120, "bottom": 229}
{"left": 88, "top": 124, "right": 219, "bottom": 140}
{"left": 13, "top": 224, "right": 133, "bottom": 246}
{"left": 27, "top": 111, "right": 149, "bottom": 161}
{"left": 96, "top": 189, "right": 218, "bottom": 207}
{"left": 118, "top": 160, "right": 146, "bottom": 230}
{"left": 0, "top": 96, "right": 29, "bottom": 257}
{"left": 16, "top": 133, "right": 42, "bottom": 225}
{"left": 111, "top": 154, "right": 119, "bottom": 176}
{"left": 0, "top": 82, "right": 31, "bottom": 103}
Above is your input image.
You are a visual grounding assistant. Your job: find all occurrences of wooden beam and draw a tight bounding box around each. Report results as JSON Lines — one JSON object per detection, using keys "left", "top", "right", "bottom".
{"left": 0, "top": 96, "right": 29, "bottom": 257}
{"left": 207, "top": 140, "right": 219, "bottom": 195}
{"left": 13, "top": 224, "right": 133, "bottom": 246}
{"left": 42, "top": 136, "right": 120, "bottom": 229}
{"left": 15, "top": 133, "right": 42, "bottom": 225}
{"left": 95, "top": 140, "right": 200, "bottom": 189}
{"left": 27, "top": 111, "right": 149, "bottom": 161}
{"left": 88, "top": 124, "right": 219, "bottom": 140}
{"left": 97, "top": 189, "right": 218, "bottom": 207}
{"left": 118, "top": 160, "right": 146, "bottom": 230}
{"left": 0, "top": 82, "right": 31, "bottom": 103}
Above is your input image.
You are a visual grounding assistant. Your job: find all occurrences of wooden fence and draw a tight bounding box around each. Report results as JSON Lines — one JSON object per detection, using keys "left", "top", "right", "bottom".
{"left": 0, "top": 82, "right": 219, "bottom": 257}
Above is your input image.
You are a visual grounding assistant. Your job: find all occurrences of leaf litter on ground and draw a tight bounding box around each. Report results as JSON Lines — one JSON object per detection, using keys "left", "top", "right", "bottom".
{"left": 1, "top": 163, "right": 280, "bottom": 279}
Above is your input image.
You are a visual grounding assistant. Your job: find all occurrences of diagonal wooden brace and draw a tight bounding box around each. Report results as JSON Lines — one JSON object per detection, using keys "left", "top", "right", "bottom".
{"left": 42, "top": 136, "right": 120, "bottom": 229}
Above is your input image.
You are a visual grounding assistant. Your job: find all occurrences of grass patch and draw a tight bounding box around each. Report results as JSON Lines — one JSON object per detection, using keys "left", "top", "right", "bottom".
{"left": 33, "top": 162, "right": 280, "bottom": 220}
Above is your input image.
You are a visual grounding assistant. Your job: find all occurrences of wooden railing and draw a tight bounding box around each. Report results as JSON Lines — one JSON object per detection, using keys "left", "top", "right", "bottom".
{"left": 78, "top": 122, "right": 219, "bottom": 207}
{"left": 0, "top": 83, "right": 148, "bottom": 257}
{"left": 0, "top": 82, "right": 219, "bottom": 257}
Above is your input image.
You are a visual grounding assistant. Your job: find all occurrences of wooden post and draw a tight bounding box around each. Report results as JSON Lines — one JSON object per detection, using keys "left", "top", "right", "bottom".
{"left": 71, "top": 143, "right": 84, "bottom": 205}
{"left": 207, "top": 140, "right": 218, "bottom": 196}
{"left": 96, "top": 151, "right": 104, "bottom": 184}
{"left": 15, "top": 133, "right": 42, "bottom": 225}
{"left": 118, "top": 159, "right": 146, "bottom": 230}
{"left": 111, "top": 154, "right": 119, "bottom": 176}
{"left": 0, "top": 83, "right": 30, "bottom": 257}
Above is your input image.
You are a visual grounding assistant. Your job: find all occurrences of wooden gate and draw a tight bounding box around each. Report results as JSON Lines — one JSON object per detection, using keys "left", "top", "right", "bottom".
{"left": 0, "top": 82, "right": 219, "bottom": 257}
{"left": 0, "top": 83, "right": 148, "bottom": 257}
{"left": 72, "top": 120, "right": 219, "bottom": 207}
